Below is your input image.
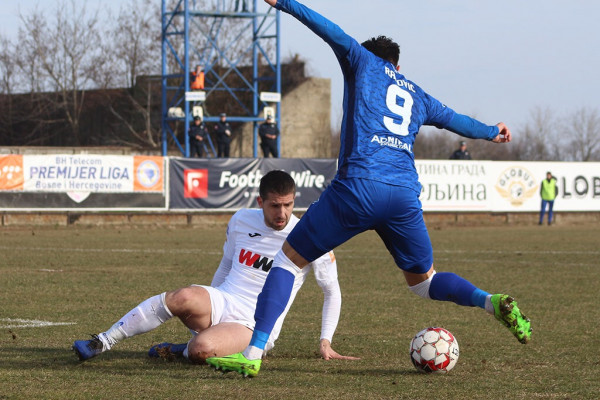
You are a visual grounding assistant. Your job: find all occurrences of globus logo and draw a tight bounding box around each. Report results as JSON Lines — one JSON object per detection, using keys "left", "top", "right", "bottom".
{"left": 495, "top": 166, "right": 538, "bottom": 206}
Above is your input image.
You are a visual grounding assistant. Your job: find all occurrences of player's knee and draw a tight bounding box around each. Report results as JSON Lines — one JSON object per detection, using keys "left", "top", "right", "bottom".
{"left": 165, "top": 287, "right": 199, "bottom": 316}
{"left": 408, "top": 271, "right": 436, "bottom": 299}
{"left": 187, "top": 337, "right": 216, "bottom": 362}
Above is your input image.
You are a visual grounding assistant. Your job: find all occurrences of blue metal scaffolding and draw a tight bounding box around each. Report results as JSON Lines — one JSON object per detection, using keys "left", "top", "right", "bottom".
{"left": 161, "top": 0, "right": 281, "bottom": 157}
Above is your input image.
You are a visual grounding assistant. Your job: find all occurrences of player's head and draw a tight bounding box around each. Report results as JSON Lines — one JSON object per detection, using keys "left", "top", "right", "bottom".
{"left": 361, "top": 35, "right": 400, "bottom": 67}
{"left": 257, "top": 170, "right": 296, "bottom": 231}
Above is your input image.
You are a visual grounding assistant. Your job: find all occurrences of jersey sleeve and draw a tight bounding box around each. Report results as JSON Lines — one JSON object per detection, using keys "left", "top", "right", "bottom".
{"left": 311, "top": 251, "right": 341, "bottom": 343}
{"left": 421, "top": 90, "right": 456, "bottom": 129}
{"left": 275, "top": 0, "right": 354, "bottom": 59}
{"left": 444, "top": 112, "right": 499, "bottom": 140}
{"left": 210, "top": 212, "right": 238, "bottom": 287}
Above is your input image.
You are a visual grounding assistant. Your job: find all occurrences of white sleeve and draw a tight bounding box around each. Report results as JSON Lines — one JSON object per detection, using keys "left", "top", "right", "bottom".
{"left": 210, "top": 214, "right": 237, "bottom": 287}
{"left": 312, "top": 251, "right": 341, "bottom": 343}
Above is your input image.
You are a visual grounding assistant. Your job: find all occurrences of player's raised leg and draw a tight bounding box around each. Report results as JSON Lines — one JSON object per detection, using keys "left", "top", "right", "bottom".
{"left": 406, "top": 269, "right": 532, "bottom": 344}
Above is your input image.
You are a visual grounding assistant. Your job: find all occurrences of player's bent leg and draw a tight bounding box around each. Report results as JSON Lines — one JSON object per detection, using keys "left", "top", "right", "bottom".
{"left": 187, "top": 322, "right": 252, "bottom": 363}
{"left": 73, "top": 293, "right": 174, "bottom": 361}
{"left": 491, "top": 294, "right": 532, "bottom": 344}
{"left": 165, "top": 286, "right": 213, "bottom": 332}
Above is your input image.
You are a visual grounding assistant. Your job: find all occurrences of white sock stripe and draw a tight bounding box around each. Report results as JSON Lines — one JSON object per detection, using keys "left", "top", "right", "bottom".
{"left": 160, "top": 292, "right": 174, "bottom": 320}
{"left": 408, "top": 270, "right": 436, "bottom": 299}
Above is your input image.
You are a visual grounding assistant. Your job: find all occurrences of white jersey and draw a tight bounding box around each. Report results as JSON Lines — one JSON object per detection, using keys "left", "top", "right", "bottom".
{"left": 211, "top": 208, "right": 339, "bottom": 348}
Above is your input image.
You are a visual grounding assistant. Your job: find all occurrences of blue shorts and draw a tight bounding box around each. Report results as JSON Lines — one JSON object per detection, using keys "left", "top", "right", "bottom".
{"left": 287, "top": 178, "right": 433, "bottom": 274}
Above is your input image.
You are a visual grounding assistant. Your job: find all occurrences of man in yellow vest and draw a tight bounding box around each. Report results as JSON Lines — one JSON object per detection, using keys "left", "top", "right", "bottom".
{"left": 539, "top": 171, "right": 558, "bottom": 225}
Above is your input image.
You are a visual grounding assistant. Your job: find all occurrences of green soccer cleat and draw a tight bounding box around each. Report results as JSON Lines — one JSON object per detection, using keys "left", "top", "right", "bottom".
{"left": 206, "top": 352, "right": 262, "bottom": 378}
{"left": 491, "top": 294, "right": 532, "bottom": 344}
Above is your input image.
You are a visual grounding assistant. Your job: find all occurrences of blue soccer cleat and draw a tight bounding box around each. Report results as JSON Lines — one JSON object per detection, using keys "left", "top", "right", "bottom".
{"left": 148, "top": 342, "right": 187, "bottom": 359}
{"left": 72, "top": 335, "right": 105, "bottom": 361}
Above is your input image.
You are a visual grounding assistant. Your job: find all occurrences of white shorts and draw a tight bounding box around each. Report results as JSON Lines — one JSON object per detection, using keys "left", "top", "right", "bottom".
{"left": 192, "top": 285, "right": 255, "bottom": 331}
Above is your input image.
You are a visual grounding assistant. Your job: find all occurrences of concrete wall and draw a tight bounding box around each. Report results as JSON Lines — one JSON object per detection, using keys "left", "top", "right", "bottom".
{"left": 235, "top": 77, "right": 332, "bottom": 158}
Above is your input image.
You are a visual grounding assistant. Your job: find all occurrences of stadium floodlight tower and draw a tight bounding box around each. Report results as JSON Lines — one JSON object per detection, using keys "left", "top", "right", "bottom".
{"left": 161, "top": 0, "right": 281, "bottom": 157}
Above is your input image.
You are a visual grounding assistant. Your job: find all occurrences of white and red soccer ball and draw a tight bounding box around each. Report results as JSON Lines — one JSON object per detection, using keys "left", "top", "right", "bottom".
{"left": 409, "top": 327, "right": 459, "bottom": 373}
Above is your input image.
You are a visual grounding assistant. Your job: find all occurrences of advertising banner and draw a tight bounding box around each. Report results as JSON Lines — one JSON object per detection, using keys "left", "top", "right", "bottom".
{"left": 0, "top": 154, "right": 166, "bottom": 210}
{"left": 417, "top": 160, "right": 600, "bottom": 212}
{"left": 169, "top": 158, "right": 337, "bottom": 210}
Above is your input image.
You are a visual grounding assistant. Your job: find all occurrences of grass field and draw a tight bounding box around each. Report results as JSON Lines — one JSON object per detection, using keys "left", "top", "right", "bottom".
{"left": 1, "top": 220, "right": 598, "bottom": 399}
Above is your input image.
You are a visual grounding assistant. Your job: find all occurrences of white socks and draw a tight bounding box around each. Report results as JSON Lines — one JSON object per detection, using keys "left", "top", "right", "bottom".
{"left": 242, "top": 345, "right": 264, "bottom": 361}
{"left": 98, "top": 293, "right": 174, "bottom": 351}
{"left": 408, "top": 271, "right": 436, "bottom": 299}
{"left": 484, "top": 295, "right": 494, "bottom": 315}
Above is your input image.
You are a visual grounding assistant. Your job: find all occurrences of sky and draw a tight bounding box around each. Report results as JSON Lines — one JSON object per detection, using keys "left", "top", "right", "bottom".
{"left": 2, "top": 0, "right": 599, "bottom": 132}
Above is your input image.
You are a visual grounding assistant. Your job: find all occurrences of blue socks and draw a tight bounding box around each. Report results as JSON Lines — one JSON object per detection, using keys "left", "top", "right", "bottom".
{"left": 429, "top": 272, "right": 489, "bottom": 308}
{"left": 250, "top": 267, "right": 295, "bottom": 349}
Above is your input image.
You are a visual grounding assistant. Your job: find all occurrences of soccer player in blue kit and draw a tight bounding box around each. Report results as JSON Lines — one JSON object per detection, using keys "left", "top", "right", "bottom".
{"left": 207, "top": 0, "right": 532, "bottom": 377}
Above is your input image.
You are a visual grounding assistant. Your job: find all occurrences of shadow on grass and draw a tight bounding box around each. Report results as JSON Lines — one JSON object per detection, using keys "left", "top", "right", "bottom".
{"left": 0, "top": 346, "right": 421, "bottom": 380}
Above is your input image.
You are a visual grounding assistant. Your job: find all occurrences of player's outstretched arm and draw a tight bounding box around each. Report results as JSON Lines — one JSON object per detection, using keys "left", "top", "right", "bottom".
{"left": 263, "top": 0, "right": 353, "bottom": 58}
{"left": 320, "top": 339, "right": 360, "bottom": 361}
{"left": 491, "top": 122, "right": 512, "bottom": 143}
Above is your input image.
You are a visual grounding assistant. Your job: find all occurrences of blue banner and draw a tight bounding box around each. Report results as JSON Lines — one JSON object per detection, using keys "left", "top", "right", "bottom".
{"left": 169, "top": 158, "right": 337, "bottom": 210}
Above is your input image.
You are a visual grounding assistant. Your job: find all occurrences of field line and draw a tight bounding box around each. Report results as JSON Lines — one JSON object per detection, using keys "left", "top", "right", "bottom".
{"left": 0, "top": 246, "right": 221, "bottom": 255}
{"left": 0, "top": 318, "right": 77, "bottom": 329}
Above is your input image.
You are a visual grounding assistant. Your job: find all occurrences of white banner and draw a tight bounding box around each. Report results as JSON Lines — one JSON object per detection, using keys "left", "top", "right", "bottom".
{"left": 11, "top": 154, "right": 165, "bottom": 194}
{"left": 23, "top": 155, "right": 133, "bottom": 192}
{"left": 417, "top": 160, "right": 600, "bottom": 212}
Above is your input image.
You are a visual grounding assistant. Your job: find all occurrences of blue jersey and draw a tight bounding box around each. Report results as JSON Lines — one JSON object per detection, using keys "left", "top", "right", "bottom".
{"left": 275, "top": 0, "right": 497, "bottom": 193}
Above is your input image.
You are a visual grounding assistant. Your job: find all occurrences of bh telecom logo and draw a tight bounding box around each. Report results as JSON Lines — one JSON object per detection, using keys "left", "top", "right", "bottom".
{"left": 495, "top": 166, "right": 538, "bottom": 206}
{"left": 184, "top": 169, "right": 208, "bottom": 198}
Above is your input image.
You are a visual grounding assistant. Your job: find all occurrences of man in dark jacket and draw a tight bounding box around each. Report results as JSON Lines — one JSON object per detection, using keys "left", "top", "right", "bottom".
{"left": 449, "top": 141, "right": 472, "bottom": 160}
{"left": 258, "top": 115, "right": 280, "bottom": 157}
{"left": 189, "top": 116, "right": 209, "bottom": 158}
{"left": 214, "top": 113, "right": 232, "bottom": 158}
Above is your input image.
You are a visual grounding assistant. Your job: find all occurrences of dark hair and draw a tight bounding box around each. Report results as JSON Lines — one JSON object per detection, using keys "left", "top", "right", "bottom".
{"left": 361, "top": 35, "right": 400, "bottom": 65}
{"left": 259, "top": 170, "right": 296, "bottom": 199}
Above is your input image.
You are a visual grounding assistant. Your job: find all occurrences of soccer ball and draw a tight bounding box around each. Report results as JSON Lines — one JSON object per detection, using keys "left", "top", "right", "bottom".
{"left": 409, "top": 327, "right": 459, "bottom": 373}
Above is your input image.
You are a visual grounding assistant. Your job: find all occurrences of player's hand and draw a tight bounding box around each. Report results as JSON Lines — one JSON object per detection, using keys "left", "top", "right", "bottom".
{"left": 319, "top": 339, "right": 360, "bottom": 361}
{"left": 491, "top": 122, "right": 512, "bottom": 143}
{"left": 264, "top": 0, "right": 277, "bottom": 6}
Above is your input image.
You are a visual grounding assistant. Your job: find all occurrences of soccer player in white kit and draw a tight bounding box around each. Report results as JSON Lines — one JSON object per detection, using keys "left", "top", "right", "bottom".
{"left": 73, "top": 170, "right": 357, "bottom": 363}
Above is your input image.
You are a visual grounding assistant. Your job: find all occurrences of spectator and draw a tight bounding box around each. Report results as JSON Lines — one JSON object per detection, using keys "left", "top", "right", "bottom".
{"left": 449, "top": 141, "right": 472, "bottom": 160}
{"left": 191, "top": 65, "right": 205, "bottom": 90}
{"left": 189, "top": 115, "right": 209, "bottom": 158}
{"left": 539, "top": 171, "right": 558, "bottom": 225}
{"left": 259, "top": 115, "right": 279, "bottom": 157}
{"left": 214, "top": 113, "right": 232, "bottom": 157}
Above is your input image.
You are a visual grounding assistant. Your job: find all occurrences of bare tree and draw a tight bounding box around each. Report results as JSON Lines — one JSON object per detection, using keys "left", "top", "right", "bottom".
{"left": 0, "top": 35, "right": 17, "bottom": 143}
{"left": 98, "top": 0, "right": 162, "bottom": 148}
{"left": 17, "top": 0, "right": 102, "bottom": 145}
{"left": 564, "top": 107, "right": 600, "bottom": 161}
{"left": 511, "top": 107, "right": 560, "bottom": 161}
